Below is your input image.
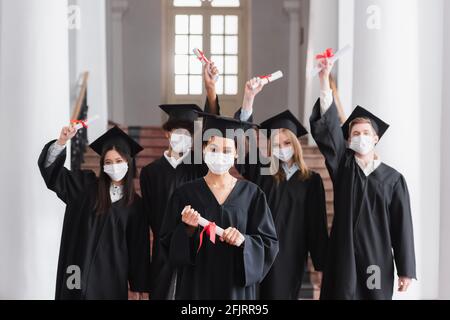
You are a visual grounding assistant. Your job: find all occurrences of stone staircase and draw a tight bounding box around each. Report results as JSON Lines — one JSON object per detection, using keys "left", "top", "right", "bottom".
{"left": 81, "top": 125, "right": 333, "bottom": 300}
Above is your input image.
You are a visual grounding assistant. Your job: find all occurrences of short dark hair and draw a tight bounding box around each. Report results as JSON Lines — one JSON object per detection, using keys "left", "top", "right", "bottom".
{"left": 162, "top": 120, "right": 194, "bottom": 134}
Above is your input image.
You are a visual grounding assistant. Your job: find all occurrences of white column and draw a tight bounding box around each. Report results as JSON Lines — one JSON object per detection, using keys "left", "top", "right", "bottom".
{"left": 439, "top": 0, "right": 450, "bottom": 300}
{"left": 108, "top": 0, "right": 128, "bottom": 125}
{"left": 337, "top": 0, "right": 355, "bottom": 115}
{"left": 70, "top": 0, "right": 109, "bottom": 141}
{"left": 284, "top": 0, "right": 301, "bottom": 119}
{"left": 0, "top": 0, "right": 70, "bottom": 299}
{"left": 352, "top": 0, "right": 443, "bottom": 299}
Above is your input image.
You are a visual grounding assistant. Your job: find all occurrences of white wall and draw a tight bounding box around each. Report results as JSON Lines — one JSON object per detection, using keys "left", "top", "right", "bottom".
{"left": 0, "top": 0, "right": 70, "bottom": 299}
{"left": 122, "top": 0, "right": 162, "bottom": 126}
{"left": 439, "top": 0, "right": 450, "bottom": 300}
{"left": 250, "top": 0, "right": 290, "bottom": 123}
{"left": 69, "top": 0, "right": 109, "bottom": 141}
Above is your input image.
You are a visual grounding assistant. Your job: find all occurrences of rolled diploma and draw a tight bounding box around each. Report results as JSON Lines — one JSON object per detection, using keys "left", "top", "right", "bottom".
{"left": 74, "top": 114, "right": 100, "bottom": 130}
{"left": 251, "top": 71, "right": 284, "bottom": 89}
{"left": 193, "top": 48, "right": 220, "bottom": 82}
{"left": 198, "top": 216, "right": 224, "bottom": 238}
{"left": 311, "top": 44, "right": 353, "bottom": 77}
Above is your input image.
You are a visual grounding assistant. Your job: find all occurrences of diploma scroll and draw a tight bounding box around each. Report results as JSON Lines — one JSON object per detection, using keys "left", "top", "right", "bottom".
{"left": 311, "top": 44, "right": 352, "bottom": 77}
{"left": 193, "top": 48, "right": 220, "bottom": 82}
{"left": 251, "top": 71, "right": 284, "bottom": 89}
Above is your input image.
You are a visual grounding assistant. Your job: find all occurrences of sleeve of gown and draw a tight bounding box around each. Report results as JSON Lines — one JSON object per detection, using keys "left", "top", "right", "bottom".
{"left": 203, "top": 94, "right": 221, "bottom": 115}
{"left": 234, "top": 108, "right": 254, "bottom": 123}
{"left": 309, "top": 98, "right": 347, "bottom": 184}
{"left": 127, "top": 199, "right": 152, "bottom": 292}
{"left": 160, "top": 190, "right": 200, "bottom": 267}
{"left": 38, "top": 140, "right": 96, "bottom": 204}
{"left": 240, "top": 188, "right": 279, "bottom": 286}
{"left": 306, "top": 173, "right": 329, "bottom": 271}
{"left": 389, "top": 175, "right": 417, "bottom": 279}
{"left": 139, "top": 168, "right": 154, "bottom": 229}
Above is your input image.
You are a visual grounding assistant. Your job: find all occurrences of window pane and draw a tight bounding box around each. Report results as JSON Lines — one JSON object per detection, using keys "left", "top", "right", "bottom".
{"left": 189, "top": 76, "right": 203, "bottom": 95}
{"left": 225, "top": 55, "right": 238, "bottom": 74}
{"left": 211, "top": 0, "right": 240, "bottom": 7}
{"left": 175, "top": 15, "right": 189, "bottom": 34}
{"left": 175, "top": 35, "right": 189, "bottom": 54}
{"left": 211, "top": 35, "right": 224, "bottom": 54}
{"left": 225, "top": 16, "right": 238, "bottom": 35}
{"left": 173, "top": 0, "right": 202, "bottom": 7}
{"left": 175, "top": 75, "right": 189, "bottom": 95}
{"left": 175, "top": 55, "right": 189, "bottom": 74}
{"left": 225, "top": 35, "right": 238, "bottom": 54}
{"left": 189, "top": 35, "right": 203, "bottom": 52}
{"left": 216, "top": 75, "right": 224, "bottom": 95}
{"left": 225, "top": 75, "right": 238, "bottom": 95}
{"left": 190, "top": 15, "right": 203, "bottom": 34}
{"left": 210, "top": 55, "right": 224, "bottom": 74}
{"left": 211, "top": 15, "right": 224, "bottom": 34}
{"left": 189, "top": 55, "right": 203, "bottom": 74}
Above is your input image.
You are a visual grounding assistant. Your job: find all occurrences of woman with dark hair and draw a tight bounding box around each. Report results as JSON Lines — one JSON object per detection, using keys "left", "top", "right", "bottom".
{"left": 38, "top": 125, "right": 150, "bottom": 300}
{"left": 159, "top": 115, "right": 279, "bottom": 300}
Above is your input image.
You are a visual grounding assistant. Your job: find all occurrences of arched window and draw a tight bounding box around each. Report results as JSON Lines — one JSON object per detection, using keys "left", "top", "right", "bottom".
{"left": 164, "top": 0, "right": 249, "bottom": 115}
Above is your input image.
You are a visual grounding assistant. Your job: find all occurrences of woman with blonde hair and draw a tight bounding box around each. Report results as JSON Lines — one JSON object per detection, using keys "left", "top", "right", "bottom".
{"left": 230, "top": 79, "right": 329, "bottom": 299}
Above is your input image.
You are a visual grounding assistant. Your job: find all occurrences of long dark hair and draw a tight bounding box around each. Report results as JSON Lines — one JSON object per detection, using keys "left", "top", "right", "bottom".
{"left": 96, "top": 138, "right": 137, "bottom": 214}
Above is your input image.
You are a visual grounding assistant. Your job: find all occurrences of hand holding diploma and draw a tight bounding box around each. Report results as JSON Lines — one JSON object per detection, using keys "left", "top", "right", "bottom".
{"left": 193, "top": 48, "right": 219, "bottom": 82}
{"left": 312, "top": 44, "right": 352, "bottom": 77}
{"left": 250, "top": 71, "right": 283, "bottom": 90}
{"left": 181, "top": 205, "right": 244, "bottom": 248}
{"left": 57, "top": 124, "right": 78, "bottom": 146}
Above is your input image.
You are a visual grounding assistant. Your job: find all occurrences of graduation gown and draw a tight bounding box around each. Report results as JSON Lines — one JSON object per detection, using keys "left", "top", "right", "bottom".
{"left": 38, "top": 141, "right": 151, "bottom": 300}
{"left": 230, "top": 108, "right": 328, "bottom": 299}
{"left": 140, "top": 152, "right": 208, "bottom": 298}
{"left": 160, "top": 178, "right": 279, "bottom": 300}
{"left": 140, "top": 99, "right": 219, "bottom": 299}
{"left": 309, "top": 100, "right": 416, "bottom": 300}
{"left": 235, "top": 153, "right": 328, "bottom": 299}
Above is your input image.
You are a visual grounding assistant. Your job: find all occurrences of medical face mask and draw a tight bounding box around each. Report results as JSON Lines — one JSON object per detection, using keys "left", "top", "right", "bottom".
{"left": 170, "top": 133, "right": 192, "bottom": 154}
{"left": 349, "top": 135, "right": 375, "bottom": 155}
{"left": 204, "top": 152, "right": 235, "bottom": 175}
{"left": 104, "top": 163, "right": 129, "bottom": 182}
{"left": 272, "top": 146, "right": 294, "bottom": 162}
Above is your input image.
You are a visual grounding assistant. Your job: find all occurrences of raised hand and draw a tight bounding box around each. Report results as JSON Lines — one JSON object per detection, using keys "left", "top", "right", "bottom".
{"left": 57, "top": 124, "right": 78, "bottom": 146}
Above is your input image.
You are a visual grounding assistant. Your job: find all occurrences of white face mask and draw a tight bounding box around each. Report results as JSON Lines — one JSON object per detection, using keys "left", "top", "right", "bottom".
{"left": 170, "top": 133, "right": 192, "bottom": 154}
{"left": 349, "top": 135, "right": 375, "bottom": 155}
{"left": 272, "top": 146, "right": 294, "bottom": 162}
{"left": 104, "top": 162, "right": 129, "bottom": 182}
{"left": 204, "top": 152, "right": 235, "bottom": 175}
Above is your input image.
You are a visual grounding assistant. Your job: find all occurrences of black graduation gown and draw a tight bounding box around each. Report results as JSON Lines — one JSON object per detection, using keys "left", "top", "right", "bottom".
{"left": 309, "top": 100, "right": 416, "bottom": 300}
{"left": 160, "top": 178, "right": 279, "bottom": 300}
{"left": 235, "top": 153, "right": 328, "bottom": 299}
{"left": 38, "top": 141, "right": 151, "bottom": 300}
{"left": 231, "top": 108, "right": 328, "bottom": 299}
{"left": 140, "top": 152, "right": 208, "bottom": 298}
{"left": 140, "top": 98, "right": 219, "bottom": 299}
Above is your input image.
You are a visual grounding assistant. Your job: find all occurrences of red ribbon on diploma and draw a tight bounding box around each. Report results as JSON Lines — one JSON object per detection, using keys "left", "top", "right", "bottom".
{"left": 258, "top": 74, "right": 271, "bottom": 80}
{"left": 71, "top": 120, "right": 88, "bottom": 128}
{"left": 196, "top": 48, "right": 209, "bottom": 64}
{"left": 316, "top": 48, "right": 334, "bottom": 60}
{"left": 197, "top": 222, "right": 217, "bottom": 253}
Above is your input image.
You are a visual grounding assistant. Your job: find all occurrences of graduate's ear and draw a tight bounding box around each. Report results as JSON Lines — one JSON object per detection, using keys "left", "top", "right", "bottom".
{"left": 374, "top": 134, "right": 379, "bottom": 145}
